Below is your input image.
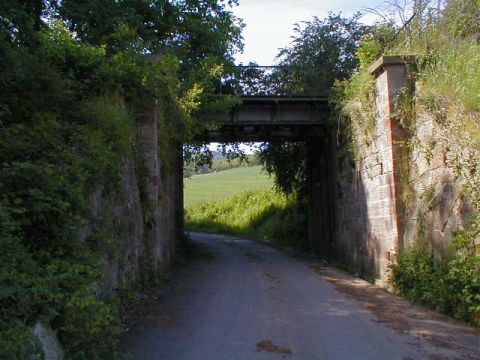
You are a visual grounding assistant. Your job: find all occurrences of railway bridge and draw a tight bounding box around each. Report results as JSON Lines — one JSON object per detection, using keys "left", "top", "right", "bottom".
{"left": 142, "top": 57, "right": 413, "bottom": 283}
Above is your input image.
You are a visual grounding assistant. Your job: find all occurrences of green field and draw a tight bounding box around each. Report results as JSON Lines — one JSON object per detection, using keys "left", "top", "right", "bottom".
{"left": 185, "top": 189, "right": 309, "bottom": 250}
{"left": 184, "top": 166, "right": 273, "bottom": 208}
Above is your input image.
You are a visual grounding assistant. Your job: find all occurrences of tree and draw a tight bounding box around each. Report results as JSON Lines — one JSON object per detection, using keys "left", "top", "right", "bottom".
{"left": 275, "top": 13, "right": 370, "bottom": 96}
{"left": 56, "top": 0, "right": 244, "bottom": 68}
{"left": 0, "top": 0, "right": 244, "bottom": 357}
{"left": 259, "top": 13, "right": 371, "bottom": 194}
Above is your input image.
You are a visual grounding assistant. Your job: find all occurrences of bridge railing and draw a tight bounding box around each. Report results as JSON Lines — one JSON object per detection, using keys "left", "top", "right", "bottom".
{"left": 217, "top": 66, "right": 324, "bottom": 97}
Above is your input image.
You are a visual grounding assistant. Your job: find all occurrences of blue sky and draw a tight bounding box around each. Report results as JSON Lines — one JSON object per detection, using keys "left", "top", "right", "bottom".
{"left": 232, "top": 0, "right": 387, "bottom": 65}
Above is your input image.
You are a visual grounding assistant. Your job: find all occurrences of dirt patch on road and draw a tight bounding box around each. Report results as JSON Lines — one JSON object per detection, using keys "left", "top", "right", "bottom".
{"left": 256, "top": 340, "right": 292, "bottom": 354}
{"left": 239, "top": 246, "right": 264, "bottom": 262}
{"left": 312, "top": 265, "right": 480, "bottom": 360}
{"left": 262, "top": 271, "right": 281, "bottom": 284}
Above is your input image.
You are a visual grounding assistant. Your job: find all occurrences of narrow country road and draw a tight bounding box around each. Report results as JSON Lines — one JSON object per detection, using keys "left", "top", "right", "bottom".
{"left": 121, "top": 232, "right": 480, "bottom": 360}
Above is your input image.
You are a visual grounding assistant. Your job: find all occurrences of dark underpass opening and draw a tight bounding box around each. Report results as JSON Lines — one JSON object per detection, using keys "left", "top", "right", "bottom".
{"left": 183, "top": 137, "right": 336, "bottom": 255}
{"left": 182, "top": 66, "right": 336, "bottom": 257}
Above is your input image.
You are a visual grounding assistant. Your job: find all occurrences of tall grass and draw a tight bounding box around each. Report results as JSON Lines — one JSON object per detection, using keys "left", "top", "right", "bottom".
{"left": 185, "top": 189, "right": 310, "bottom": 251}
{"left": 420, "top": 42, "right": 480, "bottom": 112}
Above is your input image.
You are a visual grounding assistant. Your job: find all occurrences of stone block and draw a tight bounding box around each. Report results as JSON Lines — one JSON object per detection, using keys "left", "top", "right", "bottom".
{"left": 31, "top": 322, "right": 64, "bottom": 360}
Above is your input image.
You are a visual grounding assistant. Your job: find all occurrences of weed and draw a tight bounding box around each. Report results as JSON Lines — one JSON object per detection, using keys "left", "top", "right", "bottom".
{"left": 391, "top": 217, "right": 480, "bottom": 327}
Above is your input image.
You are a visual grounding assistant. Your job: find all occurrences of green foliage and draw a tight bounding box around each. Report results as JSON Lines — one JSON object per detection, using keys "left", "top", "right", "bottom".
{"left": 391, "top": 218, "right": 480, "bottom": 327}
{"left": 259, "top": 142, "right": 308, "bottom": 194}
{"left": 184, "top": 152, "right": 261, "bottom": 177}
{"left": 377, "top": 0, "right": 480, "bottom": 114}
{"left": 276, "top": 13, "right": 370, "bottom": 95}
{"left": 333, "top": 70, "right": 376, "bottom": 163}
{"left": 256, "top": 13, "right": 370, "bottom": 196}
{"left": 334, "top": 0, "right": 480, "bottom": 153}
{"left": 0, "top": 212, "right": 120, "bottom": 358}
{"left": 356, "top": 24, "right": 396, "bottom": 68}
{"left": 390, "top": 0, "right": 480, "bottom": 55}
{"left": 0, "top": 203, "right": 39, "bottom": 358}
{"left": 185, "top": 189, "right": 310, "bottom": 251}
{"left": 209, "top": 154, "right": 261, "bottom": 173}
{"left": 57, "top": 0, "right": 244, "bottom": 63}
{"left": 420, "top": 42, "right": 480, "bottom": 112}
{"left": 0, "top": 0, "right": 243, "bottom": 357}
{"left": 61, "top": 292, "right": 120, "bottom": 359}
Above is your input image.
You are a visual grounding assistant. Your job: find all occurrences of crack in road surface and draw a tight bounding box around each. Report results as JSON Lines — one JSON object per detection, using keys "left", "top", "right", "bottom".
{"left": 121, "top": 232, "right": 480, "bottom": 360}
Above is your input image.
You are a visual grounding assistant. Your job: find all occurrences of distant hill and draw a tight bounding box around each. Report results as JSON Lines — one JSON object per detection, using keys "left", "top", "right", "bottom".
{"left": 186, "top": 152, "right": 262, "bottom": 176}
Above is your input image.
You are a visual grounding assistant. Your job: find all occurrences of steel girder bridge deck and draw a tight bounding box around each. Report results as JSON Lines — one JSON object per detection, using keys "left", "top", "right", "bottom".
{"left": 197, "top": 66, "right": 332, "bottom": 141}
{"left": 203, "top": 95, "right": 331, "bottom": 142}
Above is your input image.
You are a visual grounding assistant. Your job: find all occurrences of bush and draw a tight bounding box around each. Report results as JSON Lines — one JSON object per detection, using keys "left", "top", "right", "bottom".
{"left": 185, "top": 189, "right": 310, "bottom": 251}
{"left": 420, "top": 42, "right": 480, "bottom": 112}
{"left": 0, "top": 24, "right": 130, "bottom": 358}
{"left": 391, "top": 224, "right": 480, "bottom": 327}
{"left": 0, "top": 1, "right": 243, "bottom": 357}
{"left": 61, "top": 292, "right": 120, "bottom": 359}
{"left": 0, "top": 202, "right": 121, "bottom": 358}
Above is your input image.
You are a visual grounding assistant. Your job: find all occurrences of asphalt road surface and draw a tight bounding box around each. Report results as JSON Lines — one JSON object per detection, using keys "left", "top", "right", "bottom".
{"left": 122, "top": 232, "right": 480, "bottom": 360}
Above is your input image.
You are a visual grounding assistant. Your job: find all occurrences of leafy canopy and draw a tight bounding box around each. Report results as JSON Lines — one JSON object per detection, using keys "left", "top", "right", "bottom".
{"left": 275, "top": 13, "right": 370, "bottom": 96}
{"left": 0, "top": 0, "right": 243, "bottom": 357}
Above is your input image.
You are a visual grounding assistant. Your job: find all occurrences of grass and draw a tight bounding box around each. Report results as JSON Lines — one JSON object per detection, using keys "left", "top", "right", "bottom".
{"left": 420, "top": 42, "right": 480, "bottom": 113}
{"left": 184, "top": 165, "right": 274, "bottom": 208}
{"left": 185, "top": 189, "right": 310, "bottom": 251}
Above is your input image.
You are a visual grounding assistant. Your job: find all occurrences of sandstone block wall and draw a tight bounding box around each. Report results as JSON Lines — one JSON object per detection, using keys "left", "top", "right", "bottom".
{"left": 92, "top": 100, "right": 183, "bottom": 298}
{"left": 93, "top": 159, "right": 146, "bottom": 298}
{"left": 332, "top": 56, "right": 475, "bottom": 284}
{"left": 402, "top": 109, "right": 473, "bottom": 251}
{"left": 334, "top": 57, "right": 409, "bottom": 284}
